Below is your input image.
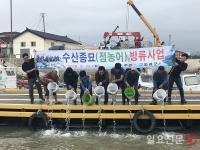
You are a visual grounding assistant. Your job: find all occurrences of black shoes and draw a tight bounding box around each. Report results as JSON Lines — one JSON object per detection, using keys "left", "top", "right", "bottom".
{"left": 181, "top": 100, "right": 187, "bottom": 105}
{"left": 30, "top": 99, "right": 34, "bottom": 104}
{"left": 95, "top": 100, "right": 99, "bottom": 105}
{"left": 41, "top": 98, "right": 45, "bottom": 101}
{"left": 150, "top": 100, "right": 157, "bottom": 105}
{"left": 39, "top": 98, "right": 45, "bottom": 104}
{"left": 30, "top": 98, "right": 45, "bottom": 104}
{"left": 55, "top": 101, "right": 62, "bottom": 105}
{"left": 122, "top": 101, "right": 138, "bottom": 105}
{"left": 73, "top": 100, "right": 77, "bottom": 105}
{"left": 167, "top": 101, "right": 171, "bottom": 105}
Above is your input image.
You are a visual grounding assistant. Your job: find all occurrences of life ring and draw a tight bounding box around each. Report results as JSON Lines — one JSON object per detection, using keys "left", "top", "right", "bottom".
{"left": 28, "top": 111, "right": 50, "bottom": 130}
{"left": 133, "top": 110, "right": 156, "bottom": 134}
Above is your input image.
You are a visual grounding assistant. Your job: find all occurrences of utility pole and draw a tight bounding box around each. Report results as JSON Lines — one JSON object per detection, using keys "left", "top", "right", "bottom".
{"left": 10, "top": 0, "right": 13, "bottom": 57}
{"left": 41, "top": 13, "right": 46, "bottom": 33}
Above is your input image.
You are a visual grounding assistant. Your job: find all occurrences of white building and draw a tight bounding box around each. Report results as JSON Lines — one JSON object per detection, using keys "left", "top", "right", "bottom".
{"left": 13, "top": 28, "right": 82, "bottom": 58}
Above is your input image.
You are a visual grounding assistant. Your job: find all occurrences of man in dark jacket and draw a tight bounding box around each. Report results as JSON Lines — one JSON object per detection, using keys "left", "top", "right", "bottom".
{"left": 111, "top": 63, "right": 126, "bottom": 104}
{"left": 63, "top": 67, "right": 78, "bottom": 104}
{"left": 95, "top": 66, "right": 109, "bottom": 104}
{"left": 125, "top": 68, "right": 140, "bottom": 105}
{"left": 168, "top": 53, "right": 189, "bottom": 104}
{"left": 22, "top": 53, "right": 44, "bottom": 104}
{"left": 150, "top": 66, "right": 168, "bottom": 105}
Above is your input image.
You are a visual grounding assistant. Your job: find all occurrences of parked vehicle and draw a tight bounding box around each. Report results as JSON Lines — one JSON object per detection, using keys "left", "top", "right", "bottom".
{"left": 181, "top": 74, "right": 200, "bottom": 91}
{"left": 0, "top": 67, "right": 17, "bottom": 88}
{"left": 17, "top": 79, "right": 28, "bottom": 89}
{"left": 138, "top": 75, "right": 153, "bottom": 90}
{"left": 137, "top": 74, "right": 200, "bottom": 91}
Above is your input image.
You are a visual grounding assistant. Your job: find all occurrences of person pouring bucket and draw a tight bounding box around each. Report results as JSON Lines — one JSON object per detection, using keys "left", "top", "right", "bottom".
{"left": 63, "top": 67, "right": 79, "bottom": 104}
{"left": 111, "top": 63, "right": 126, "bottom": 105}
{"left": 124, "top": 67, "right": 140, "bottom": 105}
{"left": 41, "top": 69, "right": 61, "bottom": 104}
{"left": 150, "top": 66, "right": 168, "bottom": 105}
{"left": 95, "top": 66, "right": 109, "bottom": 105}
{"left": 79, "top": 70, "right": 93, "bottom": 105}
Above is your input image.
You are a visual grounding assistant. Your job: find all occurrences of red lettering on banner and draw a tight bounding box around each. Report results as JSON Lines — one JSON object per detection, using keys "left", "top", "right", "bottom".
{"left": 138, "top": 50, "right": 146, "bottom": 61}
{"left": 156, "top": 48, "right": 164, "bottom": 60}
{"left": 130, "top": 51, "right": 137, "bottom": 61}
{"left": 147, "top": 49, "right": 156, "bottom": 60}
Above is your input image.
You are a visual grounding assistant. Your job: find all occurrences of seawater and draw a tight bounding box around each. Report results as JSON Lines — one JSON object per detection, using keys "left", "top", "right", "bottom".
{"left": 0, "top": 127, "right": 200, "bottom": 150}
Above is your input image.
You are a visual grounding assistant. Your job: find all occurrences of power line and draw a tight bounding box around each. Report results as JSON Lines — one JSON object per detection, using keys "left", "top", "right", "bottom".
{"left": 45, "top": 23, "right": 65, "bottom": 35}
{"left": 33, "top": 17, "right": 43, "bottom": 31}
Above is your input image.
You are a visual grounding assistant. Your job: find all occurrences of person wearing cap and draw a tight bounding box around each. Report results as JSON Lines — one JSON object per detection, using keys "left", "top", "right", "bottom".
{"left": 111, "top": 63, "right": 126, "bottom": 105}
{"left": 22, "top": 53, "right": 45, "bottom": 104}
{"left": 41, "top": 69, "right": 61, "bottom": 104}
{"left": 79, "top": 70, "right": 92, "bottom": 105}
{"left": 168, "top": 53, "right": 189, "bottom": 105}
{"left": 125, "top": 68, "right": 140, "bottom": 105}
{"left": 150, "top": 66, "right": 168, "bottom": 105}
{"left": 95, "top": 66, "right": 109, "bottom": 104}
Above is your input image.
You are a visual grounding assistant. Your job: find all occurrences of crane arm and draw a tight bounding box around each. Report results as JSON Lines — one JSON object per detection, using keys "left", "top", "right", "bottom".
{"left": 104, "top": 26, "right": 119, "bottom": 49}
{"left": 127, "top": 0, "right": 161, "bottom": 47}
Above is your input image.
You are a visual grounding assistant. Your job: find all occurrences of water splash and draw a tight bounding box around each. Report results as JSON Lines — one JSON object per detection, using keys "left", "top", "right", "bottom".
{"left": 128, "top": 101, "right": 133, "bottom": 133}
{"left": 82, "top": 105, "right": 86, "bottom": 131}
{"left": 112, "top": 100, "right": 117, "bottom": 133}
{"left": 98, "top": 109, "right": 103, "bottom": 133}
{"left": 47, "top": 91, "right": 54, "bottom": 128}
{"left": 65, "top": 100, "right": 71, "bottom": 132}
{"left": 38, "top": 129, "right": 142, "bottom": 140}
{"left": 39, "top": 129, "right": 88, "bottom": 138}
{"left": 161, "top": 102, "right": 166, "bottom": 133}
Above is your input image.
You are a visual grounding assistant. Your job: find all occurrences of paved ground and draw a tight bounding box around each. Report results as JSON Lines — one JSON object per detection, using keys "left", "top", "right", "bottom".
{"left": 1, "top": 90, "right": 200, "bottom": 105}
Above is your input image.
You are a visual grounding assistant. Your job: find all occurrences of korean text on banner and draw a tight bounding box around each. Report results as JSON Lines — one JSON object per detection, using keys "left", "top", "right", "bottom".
{"left": 36, "top": 46, "right": 175, "bottom": 69}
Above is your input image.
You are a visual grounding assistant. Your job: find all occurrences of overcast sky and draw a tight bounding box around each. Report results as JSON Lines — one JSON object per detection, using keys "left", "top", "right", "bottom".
{"left": 0, "top": 0, "right": 200, "bottom": 53}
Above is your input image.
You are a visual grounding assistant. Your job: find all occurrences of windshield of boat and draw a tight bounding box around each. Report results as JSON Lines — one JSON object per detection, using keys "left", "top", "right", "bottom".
{"left": 184, "top": 76, "right": 200, "bottom": 86}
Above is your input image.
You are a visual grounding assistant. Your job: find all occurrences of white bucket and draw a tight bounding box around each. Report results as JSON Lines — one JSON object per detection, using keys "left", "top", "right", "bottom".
{"left": 47, "top": 82, "right": 59, "bottom": 93}
{"left": 65, "top": 90, "right": 77, "bottom": 101}
{"left": 153, "top": 89, "right": 167, "bottom": 101}
{"left": 94, "top": 86, "right": 105, "bottom": 97}
{"left": 107, "top": 83, "right": 118, "bottom": 95}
